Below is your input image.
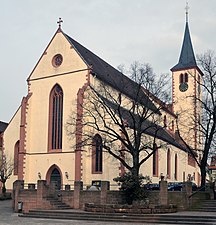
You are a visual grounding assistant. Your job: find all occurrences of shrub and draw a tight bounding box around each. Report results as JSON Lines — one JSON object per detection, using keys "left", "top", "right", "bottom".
{"left": 113, "top": 172, "right": 150, "bottom": 204}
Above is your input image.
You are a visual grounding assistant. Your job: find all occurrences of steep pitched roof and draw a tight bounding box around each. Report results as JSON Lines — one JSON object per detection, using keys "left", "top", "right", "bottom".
{"left": 63, "top": 32, "right": 159, "bottom": 114}
{"left": 142, "top": 87, "right": 176, "bottom": 118}
{"left": 99, "top": 95, "right": 186, "bottom": 151}
{"left": 171, "top": 22, "right": 197, "bottom": 72}
{"left": 0, "top": 121, "right": 8, "bottom": 133}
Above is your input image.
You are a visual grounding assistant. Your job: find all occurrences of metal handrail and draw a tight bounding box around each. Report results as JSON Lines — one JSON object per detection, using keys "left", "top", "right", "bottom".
{"left": 188, "top": 185, "right": 206, "bottom": 198}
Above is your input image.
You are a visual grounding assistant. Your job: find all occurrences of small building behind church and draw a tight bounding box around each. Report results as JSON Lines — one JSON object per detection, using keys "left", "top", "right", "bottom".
{"left": 0, "top": 121, "right": 8, "bottom": 162}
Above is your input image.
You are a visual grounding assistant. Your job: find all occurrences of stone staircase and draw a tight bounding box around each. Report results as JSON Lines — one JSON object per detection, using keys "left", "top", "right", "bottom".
{"left": 192, "top": 199, "right": 216, "bottom": 212}
{"left": 20, "top": 209, "right": 216, "bottom": 224}
{"left": 45, "top": 196, "right": 72, "bottom": 209}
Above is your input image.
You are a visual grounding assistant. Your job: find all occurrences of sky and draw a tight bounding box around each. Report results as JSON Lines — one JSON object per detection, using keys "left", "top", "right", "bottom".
{"left": 1, "top": 0, "right": 216, "bottom": 122}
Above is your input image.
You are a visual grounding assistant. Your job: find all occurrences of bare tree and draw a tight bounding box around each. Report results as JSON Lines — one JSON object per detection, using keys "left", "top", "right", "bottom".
{"left": 176, "top": 51, "right": 216, "bottom": 187}
{"left": 0, "top": 154, "right": 14, "bottom": 195}
{"left": 67, "top": 62, "right": 175, "bottom": 182}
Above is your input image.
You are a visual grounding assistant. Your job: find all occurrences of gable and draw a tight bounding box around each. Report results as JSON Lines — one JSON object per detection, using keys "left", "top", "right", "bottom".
{"left": 28, "top": 27, "right": 159, "bottom": 114}
{"left": 28, "top": 30, "right": 88, "bottom": 81}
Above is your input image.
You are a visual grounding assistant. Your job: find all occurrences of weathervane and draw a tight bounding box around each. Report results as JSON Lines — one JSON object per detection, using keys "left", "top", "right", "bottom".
{"left": 185, "top": 1, "right": 189, "bottom": 22}
{"left": 57, "top": 18, "right": 63, "bottom": 29}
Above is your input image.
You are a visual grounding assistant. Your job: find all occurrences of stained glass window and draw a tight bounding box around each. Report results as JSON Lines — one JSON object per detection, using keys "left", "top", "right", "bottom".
{"left": 92, "top": 134, "right": 103, "bottom": 173}
{"left": 49, "top": 84, "right": 63, "bottom": 150}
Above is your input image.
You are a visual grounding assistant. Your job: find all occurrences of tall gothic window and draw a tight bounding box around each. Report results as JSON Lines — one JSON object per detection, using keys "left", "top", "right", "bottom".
{"left": 174, "top": 154, "right": 178, "bottom": 180}
{"left": 92, "top": 134, "right": 103, "bottom": 173}
{"left": 48, "top": 84, "right": 63, "bottom": 150}
{"left": 167, "top": 149, "right": 171, "bottom": 179}
{"left": 152, "top": 145, "right": 158, "bottom": 177}
{"left": 14, "top": 141, "right": 20, "bottom": 175}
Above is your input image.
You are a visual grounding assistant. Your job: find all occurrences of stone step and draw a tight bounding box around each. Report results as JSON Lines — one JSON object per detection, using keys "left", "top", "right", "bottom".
{"left": 20, "top": 210, "right": 216, "bottom": 224}
{"left": 202, "top": 200, "right": 216, "bottom": 202}
{"left": 201, "top": 204, "right": 216, "bottom": 207}
{"left": 201, "top": 201, "right": 216, "bottom": 205}
{"left": 191, "top": 200, "right": 216, "bottom": 212}
{"left": 49, "top": 203, "right": 71, "bottom": 208}
{"left": 45, "top": 197, "right": 72, "bottom": 209}
{"left": 193, "top": 208, "right": 216, "bottom": 212}
{"left": 55, "top": 206, "right": 72, "bottom": 209}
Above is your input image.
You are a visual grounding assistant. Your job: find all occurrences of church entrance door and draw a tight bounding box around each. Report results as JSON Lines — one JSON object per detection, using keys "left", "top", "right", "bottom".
{"left": 50, "top": 168, "right": 61, "bottom": 190}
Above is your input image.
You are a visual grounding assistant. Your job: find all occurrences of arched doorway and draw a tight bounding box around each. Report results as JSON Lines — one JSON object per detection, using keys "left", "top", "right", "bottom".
{"left": 46, "top": 165, "right": 62, "bottom": 190}
{"left": 50, "top": 168, "right": 61, "bottom": 190}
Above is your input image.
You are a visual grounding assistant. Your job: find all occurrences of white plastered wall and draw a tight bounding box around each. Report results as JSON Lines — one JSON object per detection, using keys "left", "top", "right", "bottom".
{"left": 22, "top": 31, "right": 89, "bottom": 186}
{"left": 3, "top": 107, "right": 21, "bottom": 189}
{"left": 172, "top": 69, "right": 199, "bottom": 148}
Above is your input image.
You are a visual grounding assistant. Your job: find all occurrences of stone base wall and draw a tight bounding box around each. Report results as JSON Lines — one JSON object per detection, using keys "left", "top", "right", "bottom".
{"left": 56, "top": 190, "right": 74, "bottom": 208}
{"left": 85, "top": 203, "right": 177, "bottom": 214}
{"left": 13, "top": 180, "right": 211, "bottom": 213}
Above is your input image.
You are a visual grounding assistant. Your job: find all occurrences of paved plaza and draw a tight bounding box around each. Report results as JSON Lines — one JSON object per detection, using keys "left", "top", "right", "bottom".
{"left": 0, "top": 200, "right": 157, "bottom": 225}
{"left": 1, "top": 200, "right": 216, "bottom": 225}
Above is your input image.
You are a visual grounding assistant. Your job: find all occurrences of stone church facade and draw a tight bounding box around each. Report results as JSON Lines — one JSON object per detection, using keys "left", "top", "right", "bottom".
{"left": 2, "top": 14, "right": 203, "bottom": 190}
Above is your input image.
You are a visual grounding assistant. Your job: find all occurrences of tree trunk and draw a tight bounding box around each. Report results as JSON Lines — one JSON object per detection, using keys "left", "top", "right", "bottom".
{"left": 200, "top": 165, "right": 206, "bottom": 189}
{"left": 131, "top": 153, "right": 140, "bottom": 177}
{"left": 131, "top": 167, "right": 139, "bottom": 177}
{"left": 2, "top": 181, "right": 6, "bottom": 196}
{"left": 200, "top": 144, "right": 209, "bottom": 189}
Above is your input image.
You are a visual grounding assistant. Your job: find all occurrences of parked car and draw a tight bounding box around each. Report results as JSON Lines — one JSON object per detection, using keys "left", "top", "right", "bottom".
{"left": 168, "top": 182, "right": 198, "bottom": 191}
{"left": 168, "top": 182, "right": 183, "bottom": 191}
{"left": 144, "top": 183, "right": 160, "bottom": 190}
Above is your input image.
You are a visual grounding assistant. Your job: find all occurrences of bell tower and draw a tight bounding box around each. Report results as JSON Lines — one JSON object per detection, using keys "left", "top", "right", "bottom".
{"left": 171, "top": 5, "right": 203, "bottom": 151}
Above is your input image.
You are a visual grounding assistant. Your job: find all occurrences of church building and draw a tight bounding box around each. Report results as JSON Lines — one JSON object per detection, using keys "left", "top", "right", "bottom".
{"left": 2, "top": 12, "right": 202, "bottom": 190}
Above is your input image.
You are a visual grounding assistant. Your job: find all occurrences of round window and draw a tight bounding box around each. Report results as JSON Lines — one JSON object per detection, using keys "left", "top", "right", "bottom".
{"left": 52, "top": 54, "right": 63, "bottom": 67}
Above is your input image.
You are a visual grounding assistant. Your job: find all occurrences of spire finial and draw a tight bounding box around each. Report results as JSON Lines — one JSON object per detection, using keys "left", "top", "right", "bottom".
{"left": 185, "top": 1, "right": 189, "bottom": 23}
{"left": 57, "top": 17, "right": 63, "bottom": 29}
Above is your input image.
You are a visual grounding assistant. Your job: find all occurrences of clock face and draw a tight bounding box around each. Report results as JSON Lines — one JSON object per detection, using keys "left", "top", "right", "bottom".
{"left": 179, "top": 82, "right": 188, "bottom": 92}
{"left": 52, "top": 54, "right": 63, "bottom": 67}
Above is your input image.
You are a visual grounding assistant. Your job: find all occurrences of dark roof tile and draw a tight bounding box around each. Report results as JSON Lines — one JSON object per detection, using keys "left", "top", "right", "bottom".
{"left": 0, "top": 121, "right": 8, "bottom": 133}
{"left": 100, "top": 95, "right": 186, "bottom": 151}
{"left": 64, "top": 33, "right": 159, "bottom": 114}
{"left": 171, "top": 22, "right": 197, "bottom": 72}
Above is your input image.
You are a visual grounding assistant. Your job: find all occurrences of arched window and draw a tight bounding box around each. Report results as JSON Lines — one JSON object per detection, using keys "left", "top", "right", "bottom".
{"left": 171, "top": 120, "right": 174, "bottom": 131}
{"left": 179, "top": 73, "right": 184, "bottom": 83}
{"left": 92, "top": 134, "right": 103, "bottom": 173}
{"left": 179, "top": 73, "right": 189, "bottom": 84}
{"left": 167, "top": 149, "right": 171, "bottom": 179}
{"left": 185, "top": 73, "right": 188, "bottom": 83}
{"left": 163, "top": 115, "right": 167, "bottom": 128}
{"left": 174, "top": 154, "right": 178, "bottom": 180}
{"left": 48, "top": 84, "right": 63, "bottom": 150}
{"left": 198, "top": 75, "right": 201, "bottom": 95}
{"left": 118, "top": 93, "right": 122, "bottom": 104}
{"left": 153, "top": 144, "right": 158, "bottom": 177}
{"left": 14, "top": 141, "right": 20, "bottom": 175}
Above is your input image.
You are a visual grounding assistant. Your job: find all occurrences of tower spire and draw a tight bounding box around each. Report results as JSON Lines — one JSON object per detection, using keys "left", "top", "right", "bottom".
{"left": 185, "top": 1, "right": 189, "bottom": 23}
{"left": 171, "top": 3, "right": 196, "bottom": 72}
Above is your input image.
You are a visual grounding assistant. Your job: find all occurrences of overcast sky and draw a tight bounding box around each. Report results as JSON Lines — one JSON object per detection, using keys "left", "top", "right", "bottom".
{"left": 1, "top": 0, "right": 216, "bottom": 122}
